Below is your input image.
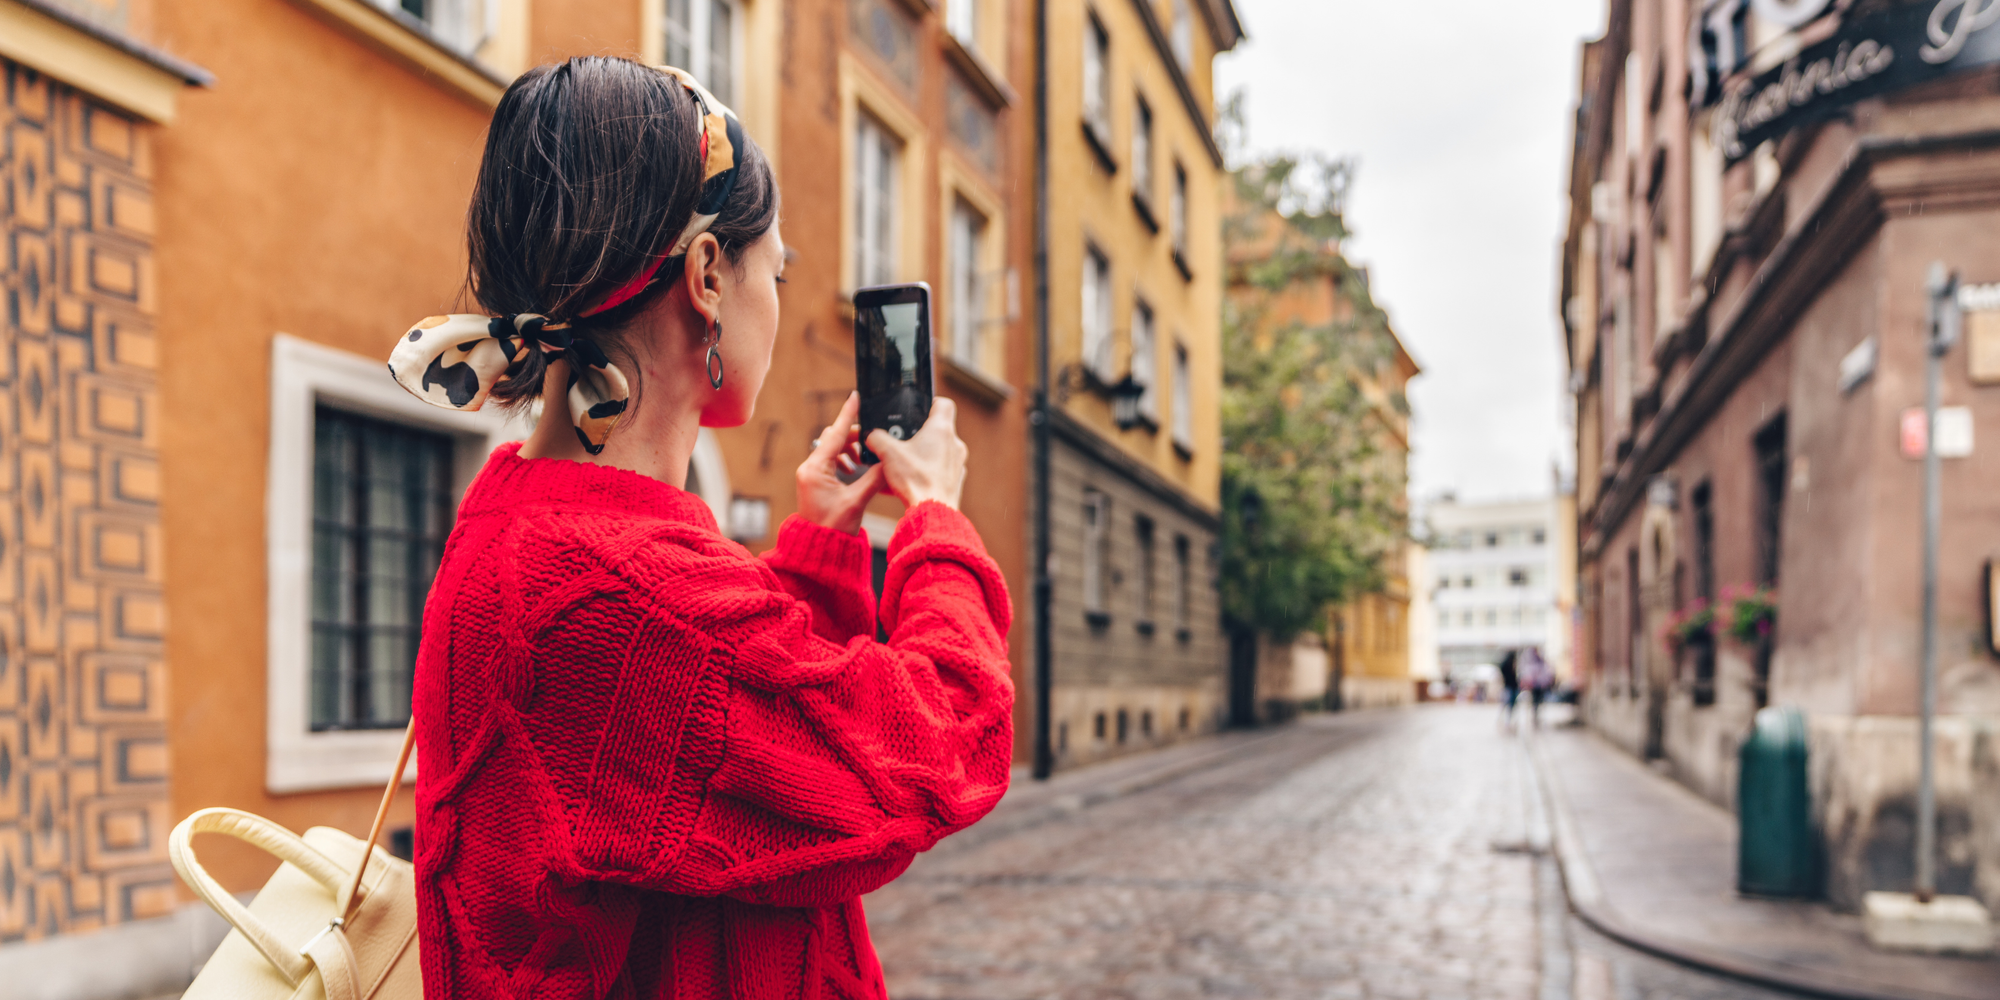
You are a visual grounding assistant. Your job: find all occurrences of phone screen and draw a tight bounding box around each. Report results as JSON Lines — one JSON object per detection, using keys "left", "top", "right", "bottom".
{"left": 854, "top": 283, "right": 933, "bottom": 463}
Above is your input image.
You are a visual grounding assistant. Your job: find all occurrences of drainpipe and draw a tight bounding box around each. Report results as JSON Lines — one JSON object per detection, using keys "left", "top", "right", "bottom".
{"left": 1917, "top": 262, "right": 1959, "bottom": 902}
{"left": 1030, "top": 0, "right": 1055, "bottom": 781}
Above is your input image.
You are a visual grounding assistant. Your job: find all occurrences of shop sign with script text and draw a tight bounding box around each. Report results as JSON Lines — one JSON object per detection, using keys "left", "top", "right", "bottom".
{"left": 1713, "top": 0, "right": 2000, "bottom": 164}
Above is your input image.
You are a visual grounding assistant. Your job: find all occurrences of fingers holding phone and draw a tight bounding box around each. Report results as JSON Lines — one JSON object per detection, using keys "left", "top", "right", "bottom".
{"left": 796, "top": 391, "right": 884, "bottom": 534}
{"left": 868, "top": 397, "right": 966, "bottom": 511}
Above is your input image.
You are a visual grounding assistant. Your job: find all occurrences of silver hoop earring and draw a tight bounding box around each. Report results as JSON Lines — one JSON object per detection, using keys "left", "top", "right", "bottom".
{"left": 705, "top": 319, "right": 725, "bottom": 390}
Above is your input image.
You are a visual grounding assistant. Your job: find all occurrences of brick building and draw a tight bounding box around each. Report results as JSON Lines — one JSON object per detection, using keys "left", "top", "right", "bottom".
{"left": 1563, "top": 0, "right": 2000, "bottom": 912}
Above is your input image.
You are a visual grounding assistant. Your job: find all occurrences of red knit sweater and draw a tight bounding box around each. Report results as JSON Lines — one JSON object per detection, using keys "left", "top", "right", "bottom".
{"left": 412, "top": 443, "right": 1014, "bottom": 999}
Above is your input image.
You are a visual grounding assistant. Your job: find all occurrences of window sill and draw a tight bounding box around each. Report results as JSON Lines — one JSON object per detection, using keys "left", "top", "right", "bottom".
{"left": 1132, "top": 192, "right": 1160, "bottom": 233}
{"left": 1086, "top": 610, "right": 1112, "bottom": 631}
{"left": 942, "top": 354, "right": 1015, "bottom": 407}
{"left": 1082, "top": 119, "right": 1119, "bottom": 175}
{"left": 1171, "top": 247, "right": 1193, "bottom": 282}
{"left": 287, "top": 0, "right": 507, "bottom": 109}
{"left": 943, "top": 30, "right": 1015, "bottom": 109}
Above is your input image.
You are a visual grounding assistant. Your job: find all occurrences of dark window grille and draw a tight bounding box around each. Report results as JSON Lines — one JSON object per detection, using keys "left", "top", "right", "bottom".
{"left": 311, "top": 407, "right": 454, "bottom": 731}
{"left": 1753, "top": 415, "right": 1787, "bottom": 586}
{"left": 1691, "top": 480, "right": 1717, "bottom": 707}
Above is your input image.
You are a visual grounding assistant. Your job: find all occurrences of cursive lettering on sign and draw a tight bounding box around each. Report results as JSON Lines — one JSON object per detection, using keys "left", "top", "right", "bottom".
{"left": 1921, "top": 0, "right": 2000, "bottom": 64}
{"left": 1714, "top": 38, "right": 1895, "bottom": 159}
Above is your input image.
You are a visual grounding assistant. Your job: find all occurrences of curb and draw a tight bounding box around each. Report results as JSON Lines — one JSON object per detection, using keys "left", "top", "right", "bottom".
{"left": 1525, "top": 737, "right": 1994, "bottom": 1000}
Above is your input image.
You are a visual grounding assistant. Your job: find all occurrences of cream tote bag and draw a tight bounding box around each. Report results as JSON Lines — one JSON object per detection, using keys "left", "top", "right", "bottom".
{"left": 169, "top": 724, "right": 421, "bottom": 1000}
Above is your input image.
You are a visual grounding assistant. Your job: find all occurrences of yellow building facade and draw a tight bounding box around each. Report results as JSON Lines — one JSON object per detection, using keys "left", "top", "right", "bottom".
{"left": 1033, "top": 0, "right": 1242, "bottom": 768}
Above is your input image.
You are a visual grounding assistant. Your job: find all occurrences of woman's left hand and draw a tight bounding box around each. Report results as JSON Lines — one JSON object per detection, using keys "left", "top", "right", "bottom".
{"left": 797, "top": 392, "right": 885, "bottom": 535}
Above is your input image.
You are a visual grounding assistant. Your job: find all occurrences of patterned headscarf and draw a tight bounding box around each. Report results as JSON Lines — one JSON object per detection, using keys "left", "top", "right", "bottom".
{"left": 386, "top": 66, "right": 744, "bottom": 455}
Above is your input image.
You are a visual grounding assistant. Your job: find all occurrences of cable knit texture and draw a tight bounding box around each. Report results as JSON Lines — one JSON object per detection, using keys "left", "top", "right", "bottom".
{"left": 412, "top": 443, "right": 1015, "bottom": 999}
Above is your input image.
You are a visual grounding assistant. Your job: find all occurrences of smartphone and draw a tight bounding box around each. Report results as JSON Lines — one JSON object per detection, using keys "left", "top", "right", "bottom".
{"left": 852, "top": 282, "right": 934, "bottom": 465}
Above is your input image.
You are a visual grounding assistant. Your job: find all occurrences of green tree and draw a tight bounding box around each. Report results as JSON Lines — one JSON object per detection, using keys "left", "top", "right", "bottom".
{"left": 1221, "top": 154, "right": 1408, "bottom": 642}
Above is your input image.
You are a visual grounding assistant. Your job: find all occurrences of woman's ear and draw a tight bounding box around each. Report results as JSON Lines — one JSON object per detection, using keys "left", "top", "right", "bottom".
{"left": 680, "top": 232, "right": 726, "bottom": 327}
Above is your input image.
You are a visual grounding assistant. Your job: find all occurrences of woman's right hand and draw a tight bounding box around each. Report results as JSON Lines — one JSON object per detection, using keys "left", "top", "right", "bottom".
{"left": 867, "top": 397, "right": 967, "bottom": 511}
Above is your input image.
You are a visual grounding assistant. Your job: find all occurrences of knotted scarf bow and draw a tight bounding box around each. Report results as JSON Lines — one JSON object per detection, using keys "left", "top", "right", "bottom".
{"left": 385, "top": 65, "right": 743, "bottom": 455}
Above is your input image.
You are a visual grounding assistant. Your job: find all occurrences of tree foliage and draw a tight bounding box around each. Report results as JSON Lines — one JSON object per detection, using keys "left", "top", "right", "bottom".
{"left": 1221, "top": 154, "right": 1408, "bottom": 642}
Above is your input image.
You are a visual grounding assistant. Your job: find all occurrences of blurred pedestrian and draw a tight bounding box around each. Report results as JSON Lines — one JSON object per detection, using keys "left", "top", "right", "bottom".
{"left": 1520, "top": 647, "right": 1552, "bottom": 728}
{"left": 1497, "top": 649, "right": 1520, "bottom": 730}
{"left": 387, "top": 57, "right": 1014, "bottom": 1000}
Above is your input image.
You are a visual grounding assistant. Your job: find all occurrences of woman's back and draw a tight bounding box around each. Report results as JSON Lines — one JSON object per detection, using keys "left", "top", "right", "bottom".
{"left": 412, "top": 445, "right": 1015, "bottom": 998}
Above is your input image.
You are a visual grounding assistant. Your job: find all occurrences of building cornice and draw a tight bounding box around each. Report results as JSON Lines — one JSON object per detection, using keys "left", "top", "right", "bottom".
{"left": 1049, "top": 407, "right": 1221, "bottom": 529}
{"left": 0, "top": 0, "right": 211, "bottom": 124}
{"left": 1582, "top": 126, "right": 2000, "bottom": 559}
{"left": 284, "top": 0, "right": 508, "bottom": 110}
{"left": 1124, "top": 0, "right": 1225, "bottom": 169}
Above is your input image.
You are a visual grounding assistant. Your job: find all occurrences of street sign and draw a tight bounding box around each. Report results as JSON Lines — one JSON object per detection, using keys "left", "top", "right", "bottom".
{"left": 1902, "top": 406, "right": 1975, "bottom": 459}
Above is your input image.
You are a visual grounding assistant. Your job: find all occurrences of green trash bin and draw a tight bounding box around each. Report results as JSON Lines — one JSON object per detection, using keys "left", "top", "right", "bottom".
{"left": 1738, "top": 706, "right": 1819, "bottom": 897}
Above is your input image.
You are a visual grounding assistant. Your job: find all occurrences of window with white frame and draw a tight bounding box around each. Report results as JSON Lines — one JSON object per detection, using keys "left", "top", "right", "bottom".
{"left": 268, "top": 335, "right": 525, "bottom": 793}
{"left": 1083, "top": 489, "right": 1110, "bottom": 614}
{"left": 1130, "top": 297, "right": 1157, "bottom": 421}
{"left": 853, "top": 110, "right": 903, "bottom": 289}
{"left": 1171, "top": 0, "right": 1194, "bottom": 71}
{"left": 1083, "top": 12, "right": 1110, "bottom": 142}
{"left": 1171, "top": 162, "right": 1189, "bottom": 263}
{"left": 1171, "top": 341, "right": 1193, "bottom": 451}
{"left": 1132, "top": 96, "right": 1154, "bottom": 211}
{"left": 949, "top": 197, "right": 990, "bottom": 371}
{"left": 1082, "top": 244, "right": 1115, "bottom": 381}
{"left": 370, "top": 0, "right": 492, "bottom": 55}
{"left": 665, "top": 0, "right": 742, "bottom": 108}
{"left": 946, "top": 0, "right": 980, "bottom": 52}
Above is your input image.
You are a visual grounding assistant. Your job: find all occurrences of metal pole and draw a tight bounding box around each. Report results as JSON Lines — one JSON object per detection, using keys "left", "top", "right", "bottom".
{"left": 1030, "top": 0, "right": 1055, "bottom": 781}
{"left": 1917, "top": 262, "right": 1956, "bottom": 903}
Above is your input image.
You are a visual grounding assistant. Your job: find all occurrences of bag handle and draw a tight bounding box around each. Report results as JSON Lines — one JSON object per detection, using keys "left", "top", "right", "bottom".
{"left": 342, "top": 720, "right": 417, "bottom": 923}
{"left": 168, "top": 807, "right": 350, "bottom": 986}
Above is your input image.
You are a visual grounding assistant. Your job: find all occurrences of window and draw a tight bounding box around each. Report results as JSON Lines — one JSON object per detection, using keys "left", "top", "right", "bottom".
{"left": 268, "top": 335, "right": 523, "bottom": 793}
{"left": 1132, "top": 97, "right": 1154, "bottom": 210}
{"left": 1173, "top": 534, "right": 1191, "bottom": 634}
{"left": 1626, "top": 548, "right": 1641, "bottom": 690}
{"left": 1171, "top": 342, "right": 1193, "bottom": 451}
{"left": 1485, "top": 532, "right": 1499, "bottom": 548}
{"left": 1083, "top": 244, "right": 1115, "bottom": 380}
{"left": 1083, "top": 13, "right": 1111, "bottom": 142}
{"left": 946, "top": 0, "right": 979, "bottom": 51}
{"left": 665, "top": 0, "right": 741, "bottom": 108}
{"left": 1140, "top": 709, "right": 1153, "bottom": 738}
{"left": 853, "top": 111, "right": 902, "bottom": 288}
{"left": 1135, "top": 515, "right": 1156, "bottom": 626}
{"left": 1083, "top": 489, "right": 1110, "bottom": 616}
{"left": 310, "top": 408, "right": 453, "bottom": 731}
{"left": 1532, "top": 528, "right": 1547, "bottom": 545}
{"left": 1509, "top": 568, "right": 1528, "bottom": 587}
{"left": 1094, "top": 711, "right": 1107, "bottom": 741}
{"left": 1131, "top": 298, "right": 1157, "bottom": 420}
{"left": 949, "top": 198, "right": 990, "bottom": 371}
{"left": 1170, "top": 163, "right": 1190, "bottom": 266}
{"left": 1754, "top": 415, "right": 1787, "bottom": 586}
{"left": 1116, "top": 708, "right": 1129, "bottom": 743}
{"left": 374, "top": 0, "right": 488, "bottom": 54}
{"left": 1171, "top": 0, "right": 1194, "bottom": 70}
{"left": 1692, "top": 480, "right": 1716, "bottom": 602}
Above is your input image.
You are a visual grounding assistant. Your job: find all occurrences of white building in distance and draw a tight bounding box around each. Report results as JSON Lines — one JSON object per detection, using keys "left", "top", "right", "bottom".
{"left": 1427, "top": 496, "right": 1569, "bottom": 686}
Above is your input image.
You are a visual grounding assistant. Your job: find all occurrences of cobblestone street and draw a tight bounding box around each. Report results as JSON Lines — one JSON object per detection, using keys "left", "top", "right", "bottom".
{"left": 866, "top": 706, "right": 1797, "bottom": 1000}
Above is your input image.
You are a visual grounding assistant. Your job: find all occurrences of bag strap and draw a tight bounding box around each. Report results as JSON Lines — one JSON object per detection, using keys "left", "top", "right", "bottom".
{"left": 341, "top": 720, "right": 417, "bottom": 922}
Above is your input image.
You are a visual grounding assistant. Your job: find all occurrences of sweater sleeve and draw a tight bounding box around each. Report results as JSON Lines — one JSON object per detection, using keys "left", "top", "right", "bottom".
{"left": 759, "top": 514, "right": 878, "bottom": 643}
{"left": 561, "top": 501, "right": 1014, "bottom": 908}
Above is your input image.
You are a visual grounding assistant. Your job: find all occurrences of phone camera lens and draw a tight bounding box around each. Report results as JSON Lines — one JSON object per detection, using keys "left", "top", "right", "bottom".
{"left": 889, "top": 426, "right": 908, "bottom": 440}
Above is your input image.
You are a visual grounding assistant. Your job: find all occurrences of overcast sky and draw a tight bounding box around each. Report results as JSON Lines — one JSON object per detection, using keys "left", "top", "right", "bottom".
{"left": 1216, "top": 0, "right": 1606, "bottom": 505}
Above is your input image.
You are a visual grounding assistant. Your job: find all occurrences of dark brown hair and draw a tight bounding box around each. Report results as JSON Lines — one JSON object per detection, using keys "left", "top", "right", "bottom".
{"left": 466, "top": 56, "right": 778, "bottom": 407}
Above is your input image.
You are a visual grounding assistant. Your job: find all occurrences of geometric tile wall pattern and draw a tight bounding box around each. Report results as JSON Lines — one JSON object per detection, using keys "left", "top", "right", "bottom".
{"left": 2, "top": 61, "right": 172, "bottom": 942}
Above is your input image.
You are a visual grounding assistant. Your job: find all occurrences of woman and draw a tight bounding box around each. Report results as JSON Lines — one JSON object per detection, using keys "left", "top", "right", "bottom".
{"left": 387, "top": 58, "right": 1015, "bottom": 999}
